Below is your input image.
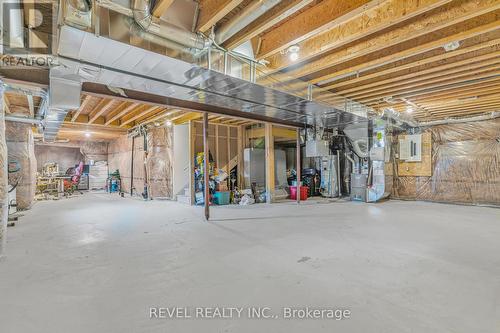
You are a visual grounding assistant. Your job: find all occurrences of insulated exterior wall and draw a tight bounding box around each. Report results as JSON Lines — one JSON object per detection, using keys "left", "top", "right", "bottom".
{"left": 80, "top": 141, "right": 108, "bottom": 163}
{"left": 146, "top": 127, "right": 173, "bottom": 199}
{"left": 35, "top": 145, "right": 84, "bottom": 172}
{"left": 108, "top": 135, "right": 145, "bottom": 195}
{"left": 107, "top": 127, "right": 173, "bottom": 198}
{"left": 6, "top": 122, "right": 36, "bottom": 210}
{"left": 392, "top": 118, "right": 500, "bottom": 206}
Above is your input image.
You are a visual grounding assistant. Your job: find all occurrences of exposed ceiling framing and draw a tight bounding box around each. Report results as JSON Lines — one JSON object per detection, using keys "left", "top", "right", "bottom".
{"left": 200, "top": 0, "right": 500, "bottom": 122}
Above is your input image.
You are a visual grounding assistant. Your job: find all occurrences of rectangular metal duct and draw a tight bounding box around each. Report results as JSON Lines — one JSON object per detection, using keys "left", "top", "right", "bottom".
{"left": 44, "top": 76, "right": 82, "bottom": 141}
{"left": 53, "top": 26, "right": 366, "bottom": 133}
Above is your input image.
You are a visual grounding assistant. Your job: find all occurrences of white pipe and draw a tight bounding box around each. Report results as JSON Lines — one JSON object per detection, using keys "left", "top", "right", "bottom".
{"left": 215, "top": 0, "right": 282, "bottom": 45}
{"left": 418, "top": 111, "right": 500, "bottom": 127}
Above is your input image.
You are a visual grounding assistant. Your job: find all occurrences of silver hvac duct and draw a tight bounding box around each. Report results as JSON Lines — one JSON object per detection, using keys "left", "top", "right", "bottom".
{"left": 45, "top": 74, "right": 82, "bottom": 141}
{"left": 214, "top": 0, "right": 281, "bottom": 45}
{"left": 418, "top": 111, "right": 500, "bottom": 127}
{"left": 131, "top": 0, "right": 206, "bottom": 50}
{"left": 4, "top": 116, "right": 43, "bottom": 125}
{"left": 95, "top": 0, "right": 206, "bottom": 50}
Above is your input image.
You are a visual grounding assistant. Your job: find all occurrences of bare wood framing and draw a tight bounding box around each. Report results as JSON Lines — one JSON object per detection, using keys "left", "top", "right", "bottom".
{"left": 151, "top": 0, "right": 175, "bottom": 17}
{"left": 286, "top": 2, "right": 500, "bottom": 80}
{"left": 196, "top": 0, "right": 244, "bottom": 32}
{"left": 312, "top": 19, "right": 500, "bottom": 84}
{"left": 256, "top": 0, "right": 379, "bottom": 59}
{"left": 223, "top": 0, "right": 314, "bottom": 50}
{"left": 88, "top": 99, "right": 115, "bottom": 124}
{"left": 264, "top": 0, "right": 454, "bottom": 71}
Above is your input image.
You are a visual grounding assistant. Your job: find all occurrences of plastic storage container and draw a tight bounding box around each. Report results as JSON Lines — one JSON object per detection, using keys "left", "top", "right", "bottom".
{"left": 289, "top": 186, "right": 309, "bottom": 200}
{"left": 213, "top": 191, "right": 230, "bottom": 205}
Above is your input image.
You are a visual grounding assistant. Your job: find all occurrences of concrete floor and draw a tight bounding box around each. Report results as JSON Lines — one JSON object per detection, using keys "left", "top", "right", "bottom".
{"left": 0, "top": 193, "right": 499, "bottom": 333}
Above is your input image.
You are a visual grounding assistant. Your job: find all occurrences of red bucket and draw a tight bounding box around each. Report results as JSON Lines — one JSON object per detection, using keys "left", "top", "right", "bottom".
{"left": 290, "top": 186, "right": 308, "bottom": 200}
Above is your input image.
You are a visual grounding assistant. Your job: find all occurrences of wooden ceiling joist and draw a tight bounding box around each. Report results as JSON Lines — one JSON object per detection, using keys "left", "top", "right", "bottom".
{"left": 338, "top": 50, "right": 500, "bottom": 95}
{"left": 284, "top": 2, "right": 500, "bottom": 81}
{"left": 255, "top": 0, "right": 379, "bottom": 60}
{"left": 196, "top": 0, "right": 244, "bottom": 32}
{"left": 375, "top": 81, "right": 500, "bottom": 110}
{"left": 264, "top": 0, "right": 455, "bottom": 71}
{"left": 88, "top": 99, "right": 115, "bottom": 124}
{"left": 312, "top": 18, "right": 500, "bottom": 85}
{"left": 353, "top": 65, "right": 500, "bottom": 102}
{"left": 71, "top": 95, "right": 92, "bottom": 122}
{"left": 223, "top": 0, "right": 314, "bottom": 50}
{"left": 322, "top": 37, "right": 500, "bottom": 90}
{"left": 105, "top": 103, "right": 140, "bottom": 126}
{"left": 119, "top": 106, "right": 162, "bottom": 127}
{"left": 151, "top": 0, "right": 175, "bottom": 17}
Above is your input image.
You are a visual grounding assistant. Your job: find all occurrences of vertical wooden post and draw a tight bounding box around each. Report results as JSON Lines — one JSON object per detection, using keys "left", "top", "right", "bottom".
{"left": 203, "top": 112, "right": 210, "bottom": 220}
{"left": 265, "top": 123, "right": 275, "bottom": 204}
{"left": 188, "top": 120, "right": 195, "bottom": 205}
{"left": 296, "top": 128, "right": 301, "bottom": 204}
{"left": 215, "top": 124, "right": 219, "bottom": 169}
{"left": 237, "top": 125, "right": 244, "bottom": 188}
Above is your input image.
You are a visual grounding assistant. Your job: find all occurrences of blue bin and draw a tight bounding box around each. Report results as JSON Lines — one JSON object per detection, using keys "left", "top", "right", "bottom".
{"left": 213, "top": 191, "right": 230, "bottom": 205}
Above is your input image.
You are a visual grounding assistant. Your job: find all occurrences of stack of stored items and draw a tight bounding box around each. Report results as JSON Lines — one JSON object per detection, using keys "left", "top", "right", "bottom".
{"left": 194, "top": 152, "right": 215, "bottom": 205}
{"left": 36, "top": 162, "right": 71, "bottom": 200}
{"left": 89, "top": 161, "right": 108, "bottom": 190}
{"left": 107, "top": 170, "right": 122, "bottom": 193}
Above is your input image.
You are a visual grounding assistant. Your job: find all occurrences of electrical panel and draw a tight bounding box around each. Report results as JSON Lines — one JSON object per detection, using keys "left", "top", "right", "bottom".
{"left": 399, "top": 134, "right": 422, "bottom": 162}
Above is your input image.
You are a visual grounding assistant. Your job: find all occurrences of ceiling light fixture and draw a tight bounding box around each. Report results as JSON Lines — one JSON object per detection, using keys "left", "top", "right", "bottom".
{"left": 288, "top": 45, "right": 300, "bottom": 62}
{"left": 443, "top": 41, "right": 460, "bottom": 52}
{"left": 84, "top": 131, "right": 91, "bottom": 138}
{"left": 165, "top": 120, "right": 173, "bottom": 127}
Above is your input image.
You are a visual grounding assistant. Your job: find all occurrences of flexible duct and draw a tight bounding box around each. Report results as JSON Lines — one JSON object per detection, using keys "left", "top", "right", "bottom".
{"left": 95, "top": 0, "right": 206, "bottom": 50}
{"left": 215, "top": 0, "right": 282, "bottom": 45}
{"left": 131, "top": 0, "right": 206, "bottom": 49}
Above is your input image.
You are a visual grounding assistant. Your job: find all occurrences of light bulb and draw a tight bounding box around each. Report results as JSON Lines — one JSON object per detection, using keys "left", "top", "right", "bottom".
{"left": 165, "top": 120, "right": 173, "bottom": 127}
{"left": 84, "top": 131, "right": 91, "bottom": 138}
{"left": 289, "top": 52, "right": 299, "bottom": 62}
